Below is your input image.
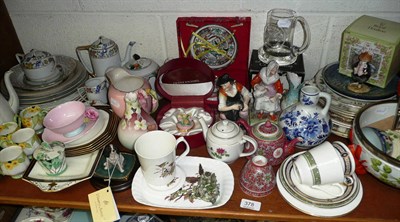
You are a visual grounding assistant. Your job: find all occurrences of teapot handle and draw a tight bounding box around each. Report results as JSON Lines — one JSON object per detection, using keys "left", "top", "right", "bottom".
{"left": 76, "top": 45, "right": 95, "bottom": 77}
{"left": 15, "top": 53, "right": 24, "bottom": 64}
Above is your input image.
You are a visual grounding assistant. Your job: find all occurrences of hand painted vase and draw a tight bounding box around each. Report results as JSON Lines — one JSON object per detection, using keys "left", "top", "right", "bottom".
{"left": 278, "top": 85, "right": 332, "bottom": 149}
{"left": 239, "top": 155, "right": 276, "bottom": 197}
{"left": 117, "top": 91, "right": 157, "bottom": 150}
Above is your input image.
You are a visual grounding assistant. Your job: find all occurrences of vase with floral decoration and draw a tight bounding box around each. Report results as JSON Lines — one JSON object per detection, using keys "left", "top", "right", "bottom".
{"left": 117, "top": 91, "right": 157, "bottom": 150}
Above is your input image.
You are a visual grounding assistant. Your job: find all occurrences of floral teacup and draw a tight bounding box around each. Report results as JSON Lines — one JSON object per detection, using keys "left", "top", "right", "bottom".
{"left": 11, "top": 128, "right": 41, "bottom": 156}
{"left": 0, "top": 121, "right": 19, "bottom": 148}
{"left": 0, "top": 145, "right": 31, "bottom": 179}
{"left": 20, "top": 105, "right": 47, "bottom": 133}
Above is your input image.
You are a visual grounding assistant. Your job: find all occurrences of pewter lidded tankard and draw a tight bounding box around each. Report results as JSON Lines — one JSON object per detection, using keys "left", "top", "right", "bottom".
{"left": 258, "top": 8, "right": 311, "bottom": 66}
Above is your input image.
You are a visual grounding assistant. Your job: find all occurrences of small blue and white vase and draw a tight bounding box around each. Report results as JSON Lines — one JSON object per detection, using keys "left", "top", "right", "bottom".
{"left": 278, "top": 85, "right": 332, "bottom": 149}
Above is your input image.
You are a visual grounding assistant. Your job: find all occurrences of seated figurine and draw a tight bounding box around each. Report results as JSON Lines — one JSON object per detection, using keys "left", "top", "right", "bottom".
{"left": 251, "top": 60, "right": 283, "bottom": 121}
{"left": 216, "top": 73, "right": 251, "bottom": 121}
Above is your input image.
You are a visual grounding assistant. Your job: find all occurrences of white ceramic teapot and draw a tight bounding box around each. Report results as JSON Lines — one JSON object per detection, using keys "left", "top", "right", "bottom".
{"left": 0, "top": 71, "right": 19, "bottom": 124}
{"left": 76, "top": 36, "right": 135, "bottom": 77}
{"left": 122, "top": 53, "right": 159, "bottom": 92}
{"left": 199, "top": 118, "right": 257, "bottom": 163}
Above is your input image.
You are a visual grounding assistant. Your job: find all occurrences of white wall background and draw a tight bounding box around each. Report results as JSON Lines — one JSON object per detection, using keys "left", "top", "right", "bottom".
{"left": 4, "top": 0, "right": 400, "bottom": 81}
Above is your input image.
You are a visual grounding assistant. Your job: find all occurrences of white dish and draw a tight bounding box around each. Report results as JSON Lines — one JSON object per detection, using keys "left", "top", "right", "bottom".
{"left": 276, "top": 152, "right": 363, "bottom": 217}
{"left": 131, "top": 156, "right": 234, "bottom": 209}
{"left": 67, "top": 109, "right": 109, "bottom": 147}
{"left": 23, "top": 149, "right": 102, "bottom": 192}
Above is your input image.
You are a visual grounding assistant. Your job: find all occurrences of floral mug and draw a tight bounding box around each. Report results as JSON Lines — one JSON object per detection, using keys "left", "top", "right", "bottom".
{"left": 33, "top": 141, "right": 67, "bottom": 176}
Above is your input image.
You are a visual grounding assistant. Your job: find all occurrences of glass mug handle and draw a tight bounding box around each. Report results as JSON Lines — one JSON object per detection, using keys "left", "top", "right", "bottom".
{"left": 292, "top": 16, "right": 311, "bottom": 56}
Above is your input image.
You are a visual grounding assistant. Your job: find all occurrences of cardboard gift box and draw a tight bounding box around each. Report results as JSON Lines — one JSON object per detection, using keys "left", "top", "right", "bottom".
{"left": 155, "top": 58, "right": 217, "bottom": 149}
{"left": 339, "top": 15, "right": 400, "bottom": 88}
{"left": 176, "top": 16, "right": 251, "bottom": 88}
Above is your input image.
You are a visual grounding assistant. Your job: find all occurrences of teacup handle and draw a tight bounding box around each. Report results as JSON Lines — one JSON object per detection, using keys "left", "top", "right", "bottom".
{"left": 239, "top": 135, "right": 258, "bottom": 158}
{"left": 311, "top": 183, "right": 345, "bottom": 198}
{"left": 15, "top": 53, "right": 24, "bottom": 64}
{"left": 77, "top": 87, "right": 88, "bottom": 102}
{"left": 311, "top": 175, "right": 353, "bottom": 198}
{"left": 175, "top": 137, "right": 190, "bottom": 164}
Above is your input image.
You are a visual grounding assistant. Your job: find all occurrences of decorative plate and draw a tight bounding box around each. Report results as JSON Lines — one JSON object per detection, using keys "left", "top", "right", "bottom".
{"left": 131, "top": 156, "right": 234, "bottom": 209}
{"left": 276, "top": 152, "right": 363, "bottom": 217}
{"left": 322, "top": 63, "right": 397, "bottom": 101}
{"left": 22, "top": 149, "right": 103, "bottom": 192}
{"left": 190, "top": 24, "right": 237, "bottom": 70}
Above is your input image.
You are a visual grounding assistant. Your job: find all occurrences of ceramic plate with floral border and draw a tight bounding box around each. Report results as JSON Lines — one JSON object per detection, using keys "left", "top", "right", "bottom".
{"left": 131, "top": 156, "right": 234, "bottom": 209}
{"left": 190, "top": 24, "right": 237, "bottom": 70}
{"left": 276, "top": 152, "right": 363, "bottom": 217}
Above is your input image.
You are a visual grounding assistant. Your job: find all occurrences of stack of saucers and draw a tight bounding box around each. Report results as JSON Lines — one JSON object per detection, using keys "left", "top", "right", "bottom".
{"left": 1, "top": 55, "right": 88, "bottom": 110}
{"left": 314, "top": 62, "right": 397, "bottom": 138}
{"left": 41, "top": 102, "right": 118, "bottom": 157}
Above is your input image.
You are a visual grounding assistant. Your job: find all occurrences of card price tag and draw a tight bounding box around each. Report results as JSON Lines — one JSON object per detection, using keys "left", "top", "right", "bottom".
{"left": 240, "top": 198, "right": 261, "bottom": 211}
{"left": 88, "top": 186, "right": 120, "bottom": 222}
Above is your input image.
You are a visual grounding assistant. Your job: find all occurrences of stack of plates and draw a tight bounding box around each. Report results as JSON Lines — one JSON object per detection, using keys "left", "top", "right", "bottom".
{"left": 315, "top": 62, "right": 396, "bottom": 138}
{"left": 1, "top": 55, "right": 88, "bottom": 110}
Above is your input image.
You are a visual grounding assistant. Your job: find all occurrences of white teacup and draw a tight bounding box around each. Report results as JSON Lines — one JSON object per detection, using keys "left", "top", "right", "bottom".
{"left": 33, "top": 141, "right": 67, "bottom": 176}
{"left": 293, "top": 141, "right": 355, "bottom": 197}
{"left": 0, "top": 145, "right": 31, "bottom": 179}
{"left": 78, "top": 77, "right": 108, "bottom": 104}
{"left": 11, "top": 128, "right": 41, "bottom": 156}
{"left": 134, "top": 130, "right": 190, "bottom": 190}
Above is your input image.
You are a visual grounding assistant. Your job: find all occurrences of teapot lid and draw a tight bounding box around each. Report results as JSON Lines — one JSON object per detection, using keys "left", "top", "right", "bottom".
{"left": 255, "top": 120, "right": 281, "bottom": 139}
{"left": 210, "top": 120, "right": 242, "bottom": 143}
{"left": 90, "top": 36, "right": 118, "bottom": 51}
{"left": 20, "top": 49, "right": 54, "bottom": 69}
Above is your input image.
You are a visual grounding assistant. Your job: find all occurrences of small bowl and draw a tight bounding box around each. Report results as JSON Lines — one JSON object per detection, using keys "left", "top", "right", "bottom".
{"left": 352, "top": 101, "right": 400, "bottom": 189}
{"left": 43, "top": 101, "right": 86, "bottom": 134}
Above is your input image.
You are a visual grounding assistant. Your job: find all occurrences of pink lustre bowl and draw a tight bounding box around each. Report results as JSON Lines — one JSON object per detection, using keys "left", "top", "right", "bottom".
{"left": 43, "top": 101, "right": 87, "bottom": 134}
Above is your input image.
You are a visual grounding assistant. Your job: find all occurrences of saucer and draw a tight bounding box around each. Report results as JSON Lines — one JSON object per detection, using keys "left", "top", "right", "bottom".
{"left": 66, "top": 109, "right": 108, "bottom": 147}
{"left": 42, "top": 112, "right": 100, "bottom": 144}
{"left": 276, "top": 152, "right": 363, "bottom": 217}
{"left": 23, "top": 65, "right": 65, "bottom": 87}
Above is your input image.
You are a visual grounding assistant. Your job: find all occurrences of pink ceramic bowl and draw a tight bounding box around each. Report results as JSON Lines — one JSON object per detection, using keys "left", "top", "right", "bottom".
{"left": 43, "top": 101, "right": 86, "bottom": 134}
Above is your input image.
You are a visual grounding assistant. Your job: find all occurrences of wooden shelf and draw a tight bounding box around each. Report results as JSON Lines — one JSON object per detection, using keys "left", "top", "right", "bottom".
{"left": 0, "top": 134, "right": 399, "bottom": 222}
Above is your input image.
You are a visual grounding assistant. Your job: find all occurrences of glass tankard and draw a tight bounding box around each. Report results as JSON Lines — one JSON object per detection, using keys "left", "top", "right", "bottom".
{"left": 258, "top": 8, "right": 310, "bottom": 66}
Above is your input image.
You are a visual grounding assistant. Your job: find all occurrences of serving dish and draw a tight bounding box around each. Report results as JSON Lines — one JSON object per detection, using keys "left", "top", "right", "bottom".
{"left": 131, "top": 156, "right": 234, "bottom": 209}
{"left": 352, "top": 101, "right": 400, "bottom": 188}
{"left": 22, "top": 149, "right": 103, "bottom": 192}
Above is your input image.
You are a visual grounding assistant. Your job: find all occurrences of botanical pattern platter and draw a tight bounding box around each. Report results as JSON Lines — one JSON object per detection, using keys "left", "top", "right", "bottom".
{"left": 131, "top": 156, "right": 234, "bottom": 209}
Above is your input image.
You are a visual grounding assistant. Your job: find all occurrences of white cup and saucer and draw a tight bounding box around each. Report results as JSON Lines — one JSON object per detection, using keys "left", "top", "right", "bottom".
{"left": 291, "top": 141, "right": 356, "bottom": 198}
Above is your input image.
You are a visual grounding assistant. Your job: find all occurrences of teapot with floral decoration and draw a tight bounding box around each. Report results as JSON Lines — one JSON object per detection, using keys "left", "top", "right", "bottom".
{"left": 117, "top": 91, "right": 157, "bottom": 150}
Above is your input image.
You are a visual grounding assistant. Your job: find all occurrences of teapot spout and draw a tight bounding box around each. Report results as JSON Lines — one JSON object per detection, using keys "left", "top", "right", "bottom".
{"left": 285, "top": 137, "right": 303, "bottom": 156}
{"left": 122, "top": 41, "right": 136, "bottom": 65}
{"left": 4, "top": 70, "right": 19, "bottom": 114}
{"left": 198, "top": 116, "right": 208, "bottom": 141}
